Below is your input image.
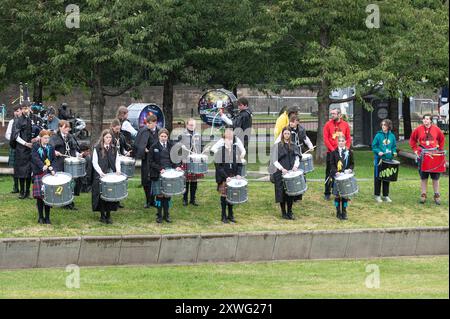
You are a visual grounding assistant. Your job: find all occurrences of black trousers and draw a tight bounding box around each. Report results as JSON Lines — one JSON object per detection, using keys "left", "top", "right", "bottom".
{"left": 183, "top": 181, "right": 198, "bottom": 202}
{"left": 324, "top": 152, "right": 333, "bottom": 195}
{"left": 374, "top": 178, "right": 390, "bottom": 197}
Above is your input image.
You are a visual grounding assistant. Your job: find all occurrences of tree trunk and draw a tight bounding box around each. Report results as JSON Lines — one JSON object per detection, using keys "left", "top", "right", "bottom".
{"left": 402, "top": 96, "right": 412, "bottom": 140}
{"left": 388, "top": 97, "right": 400, "bottom": 140}
{"left": 89, "top": 66, "right": 106, "bottom": 145}
{"left": 33, "top": 80, "right": 43, "bottom": 104}
{"left": 163, "top": 74, "right": 175, "bottom": 133}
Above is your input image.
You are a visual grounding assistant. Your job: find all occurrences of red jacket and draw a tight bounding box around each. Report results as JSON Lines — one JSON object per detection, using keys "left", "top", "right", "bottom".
{"left": 409, "top": 124, "right": 445, "bottom": 155}
{"left": 323, "top": 119, "right": 351, "bottom": 153}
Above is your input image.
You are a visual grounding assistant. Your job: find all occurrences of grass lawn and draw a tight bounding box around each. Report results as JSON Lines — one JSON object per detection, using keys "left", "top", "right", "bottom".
{"left": 0, "top": 256, "right": 447, "bottom": 298}
{"left": 0, "top": 149, "right": 448, "bottom": 238}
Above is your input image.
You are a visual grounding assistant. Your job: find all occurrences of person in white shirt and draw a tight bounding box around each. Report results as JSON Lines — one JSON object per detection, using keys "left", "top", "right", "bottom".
{"left": 116, "top": 106, "right": 137, "bottom": 144}
{"left": 5, "top": 105, "right": 22, "bottom": 193}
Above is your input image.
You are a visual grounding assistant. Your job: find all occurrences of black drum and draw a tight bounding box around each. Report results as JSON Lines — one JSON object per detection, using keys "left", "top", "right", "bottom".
{"left": 378, "top": 159, "right": 400, "bottom": 182}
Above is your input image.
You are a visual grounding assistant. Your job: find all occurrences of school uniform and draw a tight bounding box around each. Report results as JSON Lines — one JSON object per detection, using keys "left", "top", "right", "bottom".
{"left": 330, "top": 146, "right": 354, "bottom": 220}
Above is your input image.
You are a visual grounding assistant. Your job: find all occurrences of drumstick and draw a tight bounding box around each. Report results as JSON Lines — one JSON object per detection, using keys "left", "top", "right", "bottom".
{"left": 303, "top": 145, "right": 316, "bottom": 154}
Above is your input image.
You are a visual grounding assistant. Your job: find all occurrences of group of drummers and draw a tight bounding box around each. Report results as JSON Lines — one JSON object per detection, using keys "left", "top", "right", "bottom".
{"left": 4, "top": 101, "right": 447, "bottom": 225}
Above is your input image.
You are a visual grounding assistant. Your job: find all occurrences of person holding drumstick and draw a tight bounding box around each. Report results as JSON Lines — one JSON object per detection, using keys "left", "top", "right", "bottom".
{"left": 372, "top": 119, "right": 397, "bottom": 203}
{"left": 31, "top": 130, "right": 56, "bottom": 224}
{"left": 212, "top": 128, "right": 245, "bottom": 223}
{"left": 330, "top": 133, "right": 354, "bottom": 220}
{"left": 271, "top": 127, "right": 301, "bottom": 220}
{"left": 409, "top": 114, "right": 446, "bottom": 205}
{"left": 148, "top": 129, "right": 183, "bottom": 223}
{"left": 92, "top": 130, "right": 122, "bottom": 224}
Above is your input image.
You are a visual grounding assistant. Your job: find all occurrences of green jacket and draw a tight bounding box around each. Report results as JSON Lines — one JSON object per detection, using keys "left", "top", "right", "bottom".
{"left": 372, "top": 130, "right": 397, "bottom": 161}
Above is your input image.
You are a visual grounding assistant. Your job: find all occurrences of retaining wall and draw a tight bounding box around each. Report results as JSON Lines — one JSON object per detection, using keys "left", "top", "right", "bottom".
{"left": 0, "top": 227, "right": 448, "bottom": 269}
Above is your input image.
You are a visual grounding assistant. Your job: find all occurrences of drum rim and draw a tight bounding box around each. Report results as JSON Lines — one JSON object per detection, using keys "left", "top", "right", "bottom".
{"left": 334, "top": 173, "right": 354, "bottom": 180}
{"left": 226, "top": 178, "right": 248, "bottom": 187}
{"left": 161, "top": 170, "right": 184, "bottom": 178}
{"left": 100, "top": 192, "right": 128, "bottom": 202}
{"left": 381, "top": 159, "right": 400, "bottom": 164}
{"left": 43, "top": 196, "right": 74, "bottom": 207}
{"left": 161, "top": 189, "right": 186, "bottom": 196}
{"left": 226, "top": 197, "right": 248, "bottom": 204}
{"left": 64, "top": 157, "right": 86, "bottom": 163}
{"left": 283, "top": 170, "right": 304, "bottom": 179}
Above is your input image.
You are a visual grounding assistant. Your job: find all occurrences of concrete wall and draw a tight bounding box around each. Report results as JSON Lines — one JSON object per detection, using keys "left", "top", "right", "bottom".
{"left": 0, "top": 227, "right": 447, "bottom": 269}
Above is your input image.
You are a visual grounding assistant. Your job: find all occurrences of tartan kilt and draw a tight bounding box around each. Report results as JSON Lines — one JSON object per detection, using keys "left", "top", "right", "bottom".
{"left": 7, "top": 148, "right": 15, "bottom": 167}
{"left": 217, "top": 181, "right": 227, "bottom": 197}
{"left": 181, "top": 163, "right": 204, "bottom": 182}
{"left": 151, "top": 179, "right": 162, "bottom": 196}
{"left": 32, "top": 172, "right": 46, "bottom": 199}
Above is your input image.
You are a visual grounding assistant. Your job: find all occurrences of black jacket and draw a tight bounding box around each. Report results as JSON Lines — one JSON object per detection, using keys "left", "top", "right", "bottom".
{"left": 230, "top": 108, "right": 253, "bottom": 131}
{"left": 330, "top": 148, "right": 354, "bottom": 177}
{"left": 112, "top": 131, "right": 132, "bottom": 156}
{"left": 49, "top": 131, "right": 79, "bottom": 172}
{"left": 134, "top": 126, "right": 159, "bottom": 184}
{"left": 148, "top": 140, "right": 181, "bottom": 181}
{"left": 31, "top": 143, "right": 56, "bottom": 175}
{"left": 214, "top": 140, "right": 243, "bottom": 184}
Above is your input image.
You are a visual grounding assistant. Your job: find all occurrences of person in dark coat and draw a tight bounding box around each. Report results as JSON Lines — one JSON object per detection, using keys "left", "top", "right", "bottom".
{"left": 212, "top": 128, "right": 244, "bottom": 223}
{"left": 91, "top": 130, "right": 121, "bottom": 224}
{"left": 148, "top": 129, "right": 183, "bottom": 223}
{"left": 271, "top": 127, "right": 302, "bottom": 220}
{"left": 77, "top": 143, "right": 92, "bottom": 193}
{"left": 330, "top": 133, "right": 355, "bottom": 220}
{"left": 134, "top": 114, "right": 159, "bottom": 208}
{"left": 111, "top": 119, "right": 132, "bottom": 157}
{"left": 5, "top": 105, "right": 22, "bottom": 193}
{"left": 219, "top": 97, "right": 253, "bottom": 151}
{"left": 31, "top": 130, "right": 56, "bottom": 224}
{"left": 49, "top": 120, "right": 80, "bottom": 210}
{"left": 11, "top": 104, "right": 34, "bottom": 199}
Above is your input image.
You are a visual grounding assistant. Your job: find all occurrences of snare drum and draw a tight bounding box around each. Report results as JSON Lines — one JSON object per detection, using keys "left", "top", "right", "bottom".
{"left": 299, "top": 154, "right": 314, "bottom": 174}
{"left": 226, "top": 178, "right": 248, "bottom": 204}
{"left": 42, "top": 172, "right": 74, "bottom": 207}
{"left": 282, "top": 170, "right": 307, "bottom": 196}
{"left": 161, "top": 169, "right": 185, "bottom": 196}
{"left": 119, "top": 156, "right": 136, "bottom": 178}
{"left": 186, "top": 153, "right": 208, "bottom": 175}
{"left": 378, "top": 159, "right": 400, "bottom": 182}
{"left": 420, "top": 149, "right": 447, "bottom": 173}
{"left": 100, "top": 173, "right": 128, "bottom": 202}
{"left": 64, "top": 157, "right": 86, "bottom": 178}
{"left": 334, "top": 173, "right": 358, "bottom": 198}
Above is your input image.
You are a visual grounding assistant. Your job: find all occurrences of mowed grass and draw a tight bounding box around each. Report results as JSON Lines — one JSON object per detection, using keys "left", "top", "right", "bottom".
{"left": 0, "top": 256, "right": 447, "bottom": 298}
{"left": 0, "top": 149, "right": 448, "bottom": 238}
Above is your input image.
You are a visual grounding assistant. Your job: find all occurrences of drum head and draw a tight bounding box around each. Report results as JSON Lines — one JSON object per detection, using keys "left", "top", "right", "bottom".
{"left": 226, "top": 178, "right": 248, "bottom": 187}
{"left": 119, "top": 156, "right": 135, "bottom": 164}
{"left": 161, "top": 170, "right": 184, "bottom": 178}
{"left": 335, "top": 173, "right": 354, "bottom": 180}
{"left": 302, "top": 154, "right": 312, "bottom": 160}
{"left": 283, "top": 170, "right": 304, "bottom": 179}
{"left": 64, "top": 157, "right": 85, "bottom": 164}
{"left": 43, "top": 172, "right": 72, "bottom": 185}
{"left": 382, "top": 159, "right": 400, "bottom": 165}
{"left": 188, "top": 154, "right": 208, "bottom": 161}
{"left": 101, "top": 173, "right": 126, "bottom": 183}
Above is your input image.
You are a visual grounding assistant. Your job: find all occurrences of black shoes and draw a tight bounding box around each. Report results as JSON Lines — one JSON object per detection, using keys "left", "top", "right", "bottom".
{"left": 45, "top": 218, "right": 51, "bottom": 225}
{"left": 287, "top": 212, "right": 296, "bottom": 220}
{"left": 341, "top": 208, "right": 348, "bottom": 220}
{"left": 190, "top": 201, "right": 199, "bottom": 206}
{"left": 183, "top": 199, "right": 188, "bottom": 206}
{"left": 156, "top": 215, "right": 163, "bottom": 223}
{"left": 11, "top": 189, "right": 19, "bottom": 194}
{"left": 164, "top": 216, "right": 172, "bottom": 223}
{"left": 18, "top": 192, "right": 25, "bottom": 199}
{"left": 336, "top": 208, "right": 342, "bottom": 220}
{"left": 324, "top": 194, "right": 331, "bottom": 201}
{"left": 228, "top": 216, "right": 236, "bottom": 223}
{"left": 38, "top": 218, "right": 45, "bottom": 224}
{"left": 118, "top": 204, "right": 124, "bottom": 209}
{"left": 281, "top": 213, "right": 289, "bottom": 220}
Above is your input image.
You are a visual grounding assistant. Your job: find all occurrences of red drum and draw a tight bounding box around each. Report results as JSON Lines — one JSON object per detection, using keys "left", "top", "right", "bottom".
{"left": 420, "top": 149, "right": 447, "bottom": 173}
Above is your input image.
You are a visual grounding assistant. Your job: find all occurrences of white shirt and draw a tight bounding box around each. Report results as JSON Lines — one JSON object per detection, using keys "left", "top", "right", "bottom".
{"left": 211, "top": 137, "right": 246, "bottom": 158}
{"left": 5, "top": 119, "right": 14, "bottom": 141}
{"left": 274, "top": 131, "right": 314, "bottom": 150}
{"left": 273, "top": 142, "right": 300, "bottom": 171}
{"left": 92, "top": 147, "right": 121, "bottom": 176}
{"left": 121, "top": 120, "right": 138, "bottom": 137}
{"left": 220, "top": 114, "right": 233, "bottom": 126}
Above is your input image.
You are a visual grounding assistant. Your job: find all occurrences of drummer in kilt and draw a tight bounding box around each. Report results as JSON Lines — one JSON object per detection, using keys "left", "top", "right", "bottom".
{"left": 178, "top": 118, "right": 203, "bottom": 206}
{"left": 92, "top": 130, "right": 122, "bottom": 224}
{"left": 212, "top": 128, "right": 245, "bottom": 223}
{"left": 148, "top": 129, "right": 183, "bottom": 223}
{"left": 409, "top": 114, "right": 446, "bottom": 205}
{"left": 330, "top": 133, "right": 354, "bottom": 220}
{"left": 49, "top": 120, "right": 80, "bottom": 210}
{"left": 372, "top": 119, "right": 397, "bottom": 203}
{"left": 31, "top": 130, "right": 56, "bottom": 224}
{"left": 271, "top": 127, "right": 302, "bottom": 220}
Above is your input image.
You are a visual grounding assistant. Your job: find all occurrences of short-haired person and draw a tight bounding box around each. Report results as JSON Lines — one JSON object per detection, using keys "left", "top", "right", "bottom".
{"left": 323, "top": 107, "right": 351, "bottom": 200}
{"left": 409, "top": 114, "right": 446, "bottom": 205}
{"left": 31, "top": 130, "right": 56, "bottom": 224}
{"left": 92, "top": 130, "right": 121, "bottom": 224}
{"left": 275, "top": 114, "right": 314, "bottom": 152}
{"left": 116, "top": 106, "right": 137, "bottom": 145}
{"left": 148, "top": 129, "right": 183, "bottom": 223}
{"left": 271, "top": 127, "right": 302, "bottom": 220}
{"left": 134, "top": 114, "right": 159, "bottom": 208}
{"left": 219, "top": 97, "right": 253, "bottom": 151}
{"left": 46, "top": 107, "right": 60, "bottom": 132}
{"left": 372, "top": 119, "right": 397, "bottom": 203}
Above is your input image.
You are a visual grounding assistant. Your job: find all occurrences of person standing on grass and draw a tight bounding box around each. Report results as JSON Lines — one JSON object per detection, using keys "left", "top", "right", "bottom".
{"left": 31, "top": 130, "right": 56, "bottom": 224}
{"left": 330, "top": 133, "right": 354, "bottom": 220}
{"left": 323, "top": 107, "right": 351, "bottom": 200}
{"left": 409, "top": 114, "right": 446, "bottom": 205}
{"left": 5, "top": 105, "right": 22, "bottom": 194}
{"left": 372, "top": 119, "right": 397, "bottom": 203}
